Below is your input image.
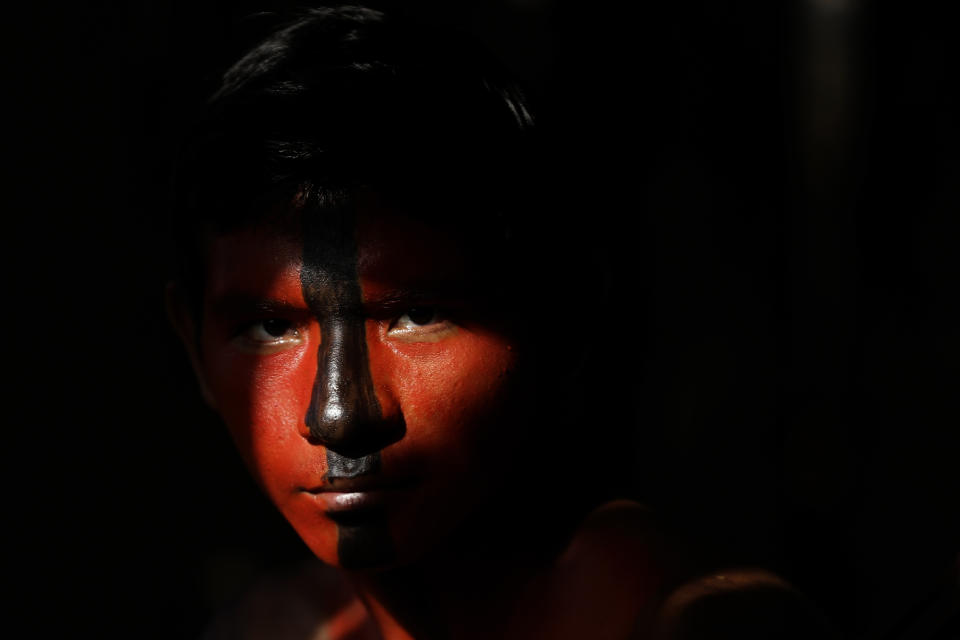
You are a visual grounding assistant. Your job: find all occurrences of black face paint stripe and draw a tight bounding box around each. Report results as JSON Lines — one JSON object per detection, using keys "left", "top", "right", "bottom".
{"left": 299, "top": 197, "right": 396, "bottom": 566}
{"left": 327, "top": 509, "right": 395, "bottom": 569}
{"left": 300, "top": 201, "right": 383, "bottom": 459}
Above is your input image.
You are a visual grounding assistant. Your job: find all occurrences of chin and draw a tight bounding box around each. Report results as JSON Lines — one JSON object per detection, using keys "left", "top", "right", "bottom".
{"left": 294, "top": 512, "right": 410, "bottom": 571}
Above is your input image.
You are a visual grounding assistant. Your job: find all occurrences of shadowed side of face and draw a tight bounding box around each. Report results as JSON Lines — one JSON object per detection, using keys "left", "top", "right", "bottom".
{"left": 194, "top": 195, "right": 525, "bottom": 569}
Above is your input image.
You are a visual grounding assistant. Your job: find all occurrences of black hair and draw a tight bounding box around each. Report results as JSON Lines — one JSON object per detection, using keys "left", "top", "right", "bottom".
{"left": 172, "top": 4, "right": 546, "bottom": 295}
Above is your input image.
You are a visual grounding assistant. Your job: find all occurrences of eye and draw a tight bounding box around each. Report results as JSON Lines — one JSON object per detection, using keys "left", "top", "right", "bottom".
{"left": 236, "top": 318, "right": 306, "bottom": 353}
{"left": 387, "top": 307, "right": 457, "bottom": 343}
{"left": 403, "top": 307, "right": 439, "bottom": 326}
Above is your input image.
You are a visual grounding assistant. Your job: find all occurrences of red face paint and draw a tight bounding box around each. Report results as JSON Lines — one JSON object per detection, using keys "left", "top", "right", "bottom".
{"left": 198, "top": 203, "right": 522, "bottom": 569}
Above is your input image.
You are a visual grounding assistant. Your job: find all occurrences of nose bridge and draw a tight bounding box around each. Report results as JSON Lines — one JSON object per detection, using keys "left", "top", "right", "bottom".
{"left": 305, "top": 314, "right": 383, "bottom": 449}
{"left": 300, "top": 203, "right": 403, "bottom": 461}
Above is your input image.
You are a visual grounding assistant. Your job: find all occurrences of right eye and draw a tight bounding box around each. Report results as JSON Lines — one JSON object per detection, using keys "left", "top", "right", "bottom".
{"left": 235, "top": 318, "right": 305, "bottom": 353}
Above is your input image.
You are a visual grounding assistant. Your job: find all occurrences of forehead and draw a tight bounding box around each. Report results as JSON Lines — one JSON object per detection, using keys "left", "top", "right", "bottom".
{"left": 202, "top": 203, "right": 476, "bottom": 298}
{"left": 203, "top": 224, "right": 304, "bottom": 304}
{"left": 352, "top": 200, "right": 470, "bottom": 285}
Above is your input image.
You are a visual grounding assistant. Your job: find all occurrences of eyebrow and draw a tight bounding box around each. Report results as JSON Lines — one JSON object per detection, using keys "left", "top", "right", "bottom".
{"left": 209, "top": 294, "right": 310, "bottom": 318}
{"left": 363, "top": 280, "right": 477, "bottom": 305}
{"left": 360, "top": 282, "right": 478, "bottom": 309}
{"left": 209, "top": 283, "right": 482, "bottom": 320}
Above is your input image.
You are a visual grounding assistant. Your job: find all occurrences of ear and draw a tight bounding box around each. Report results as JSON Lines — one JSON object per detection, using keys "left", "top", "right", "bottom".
{"left": 165, "top": 282, "right": 218, "bottom": 410}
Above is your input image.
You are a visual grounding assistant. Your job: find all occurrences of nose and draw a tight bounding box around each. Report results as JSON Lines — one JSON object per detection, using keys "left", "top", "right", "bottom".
{"left": 304, "top": 317, "right": 403, "bottom": 458}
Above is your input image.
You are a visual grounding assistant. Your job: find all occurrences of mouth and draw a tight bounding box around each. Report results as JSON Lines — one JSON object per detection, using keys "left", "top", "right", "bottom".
{"left": 299, "top": 476, "right": 416, "bottom": 513}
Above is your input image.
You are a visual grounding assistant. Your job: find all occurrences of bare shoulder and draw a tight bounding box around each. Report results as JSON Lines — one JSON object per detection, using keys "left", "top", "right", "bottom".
{"left": 201, "top": 560, "right": 378, "bottom": 640}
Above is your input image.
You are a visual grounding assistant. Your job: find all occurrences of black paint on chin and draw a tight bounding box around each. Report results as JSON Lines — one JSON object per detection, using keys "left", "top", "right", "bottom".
{"left": 334, "top": 511, "right": 396, "bottom": 569}
{"left": 299, "top": 197, "right": 396, "bottom": 565}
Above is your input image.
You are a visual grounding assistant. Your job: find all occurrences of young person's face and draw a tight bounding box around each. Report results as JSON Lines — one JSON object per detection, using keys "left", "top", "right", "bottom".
{"left": 187, "top": 196, "right": 529, "bottom": 569}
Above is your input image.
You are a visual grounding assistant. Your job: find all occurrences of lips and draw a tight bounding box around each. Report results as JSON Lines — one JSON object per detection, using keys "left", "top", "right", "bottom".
{"left": 299, "top": 476, "right": 416, "bottom": 514}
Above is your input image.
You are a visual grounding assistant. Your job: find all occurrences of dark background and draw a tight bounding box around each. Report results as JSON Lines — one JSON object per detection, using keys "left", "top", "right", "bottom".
{"left": 13, "top": 1, "right": 958, "bottom": 638}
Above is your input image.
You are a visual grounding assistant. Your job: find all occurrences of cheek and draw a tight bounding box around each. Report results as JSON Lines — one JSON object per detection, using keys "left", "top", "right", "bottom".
{"left": 201, "top": 326, "right": 342, "bottom": 565}
{"left": 369, "top": 327, "right": 519, "bottom": 448}
{"left": 202, "top": 327, "right": 319, "bottom": 494}
{"left": 366, "top": 328, "right": 522, "bottom": 558}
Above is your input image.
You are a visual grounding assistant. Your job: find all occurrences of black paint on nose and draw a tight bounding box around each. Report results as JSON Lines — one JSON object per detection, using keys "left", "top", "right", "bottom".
{"left": 300, "top": 200, "right": 402, "bottom": 465}
{"left": 304, "top": 315, "right": 400, "bottom": 458}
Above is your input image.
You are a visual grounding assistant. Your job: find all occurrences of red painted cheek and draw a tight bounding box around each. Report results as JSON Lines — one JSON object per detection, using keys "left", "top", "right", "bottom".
{"left": 408, "top": 334, "right": 516, "bottom": 444}
{"left": 204, "top": 328, "right": 317, "bottom": 490}
{"left": 364, "top": 319, "right": 521, "bottom": 560}
{"left": 365, "top": 320, "right": 519, "bottom": 461}
{"left": 202, "top": 322, "right": 342, "bottom": 564}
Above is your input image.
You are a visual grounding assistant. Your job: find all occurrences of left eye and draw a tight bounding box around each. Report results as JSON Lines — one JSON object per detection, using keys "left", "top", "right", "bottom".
{"left": 399, "top": 307, "right": 440, "bottom": 326}
{"left": 387, "top": 307, "right": 456, "bottom": 342}
{"left": 236, "top": 318, "right": 305, "bottom": 352}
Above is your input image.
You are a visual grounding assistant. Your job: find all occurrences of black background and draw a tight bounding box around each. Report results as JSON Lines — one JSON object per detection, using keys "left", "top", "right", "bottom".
{"left": 12, "top": 1, "right": 958, "bottom": 638}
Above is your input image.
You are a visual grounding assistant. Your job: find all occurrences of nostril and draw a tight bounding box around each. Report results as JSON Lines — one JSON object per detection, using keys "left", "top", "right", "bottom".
{"left": 308, "top": 414, "right": 407, "bottom": 459}
{"left": 324, "top": 442, "right": 382, "bottom": 460}
{"left": 327, "top": 418, "right": 406, "bottom": 457}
